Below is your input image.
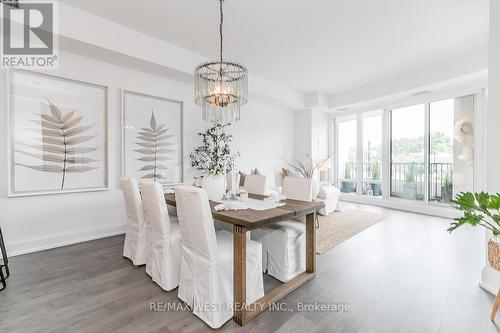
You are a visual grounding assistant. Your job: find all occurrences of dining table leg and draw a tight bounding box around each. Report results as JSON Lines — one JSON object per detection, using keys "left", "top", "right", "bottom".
{"left": 306, "top": 212, "right": 316, "bottom": 273}
{"left": 233, "top": 225, "right": 247, "bottom": 325}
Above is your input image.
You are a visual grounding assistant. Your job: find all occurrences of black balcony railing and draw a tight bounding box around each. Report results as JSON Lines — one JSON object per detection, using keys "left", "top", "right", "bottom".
{"left": 339, "top": 162, "right": 453, "bottom": 202}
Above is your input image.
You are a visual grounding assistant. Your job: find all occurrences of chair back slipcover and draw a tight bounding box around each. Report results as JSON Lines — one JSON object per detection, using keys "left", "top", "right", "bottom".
{"left": 120, "top": 177, "right": 147, "bottom": 265}
{"left": 140, "top": 180, "right": 181, "bottom": 291}
{"left": 243, "top": 174, "right": 269, "bottom": 195}
{"left": 282, "top": 176, "right": 313, "bottom": 202}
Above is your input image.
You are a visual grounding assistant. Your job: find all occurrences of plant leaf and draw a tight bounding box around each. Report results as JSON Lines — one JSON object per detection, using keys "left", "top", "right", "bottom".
{"left": 15, "top": 150, "right": 64, "bottom": 163}
{"left": 38, "top": 113, "right": 59, "bottom": 124}
{"left": 66, "top": 147, "right": 99, "bottom": 154}
{"left": 137, "top": 156, "right": 156, "bottom": 162}
{"left": 66, "top": 157, "right": 98, "bottom": 164}
{"left": 47, "top": 101, "right": 62, "bottom": 121}
{"left": 61, "top": 110, "right": 76, "bottom": 123}
{"left": 150, "top": 111, "right": 157, "bottom": 130}
{"left": 16, "top": 163, "right": 64, "bottom": 173}
{"left": 15, "top": 143, "right": 66, "bottom": 154}
{"left": 136, "top": 135, "right": 156, "bottom": 143}
{"left": 134, "top": 142, "right": 155, "bottom": 148}
{"left": 133, "top": 148, "right": 155, "bottom": 155}
{"left": 65, "top": 166, "right": 97, "bottom": 173}
{"left": 42, "top": 136, "right": 65, "bottom": 146}
{"left": 66, "top": 136, "right": 97, "bottom": 146}
{"left": 137, "top": 131, "right": 155, "bottom": 138}
{"left": 64, "top": 125, "right": 95, "bottom": 137}
{"left": 156, "top": 134, "right": 173, "bottom": 141}
{"left": 32, "top": 120, "right": 62, "bottom": 130}
{"left": 139, "top": 165, "right": 155, "bottom": 171}
{"left": 29, "top": 128, "right": 63, "bottom": 138}
{"left": 142, "top": 173, "right": 155, "bottom": 178}
{"left": 62, "top": 116, "right": 83, "bottom": 130}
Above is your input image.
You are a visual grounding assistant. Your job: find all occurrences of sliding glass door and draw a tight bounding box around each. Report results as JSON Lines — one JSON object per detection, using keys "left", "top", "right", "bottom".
{"left": 389, "top": 96, "right": 474, "bottom": 203}
{"left": 337, "top": 118, "right": 357, "bottom": 193}
{"left": 429, "top": 96, "right": 474, "bottom": 203}
{"left": 362, "top": 112, "right": 382, "bottom": 197}
{"left": 390, "top": 105, "right": 425, "bottom": 200}
{"left": 334, "top": 92, "right": 477, "bottom": 207}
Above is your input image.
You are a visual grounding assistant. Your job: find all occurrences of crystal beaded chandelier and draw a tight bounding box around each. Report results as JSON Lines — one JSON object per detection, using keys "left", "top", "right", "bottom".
{"left": 194, "top": 0, "right": 248, "bottom": 123}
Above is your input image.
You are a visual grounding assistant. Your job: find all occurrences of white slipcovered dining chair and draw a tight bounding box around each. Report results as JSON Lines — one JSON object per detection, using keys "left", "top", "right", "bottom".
{"left": 120, "top": 177, "right": 147, "bottom": 266}
{"left": 139, "top": 180, "right": 181, "bottom": 291}
{"left": 175, "top": 185, "right": 264, "bottom": 329}
{"left": 251, "top": 176, "right": 311, "bottom": 282}
{"left": 243, "top": 174, "right": 272, "bottom": 195}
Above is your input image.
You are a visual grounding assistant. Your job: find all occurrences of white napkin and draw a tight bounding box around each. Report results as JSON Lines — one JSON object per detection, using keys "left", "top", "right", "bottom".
{"left": 214, "top": 201, "right": 248, "bottom": 211}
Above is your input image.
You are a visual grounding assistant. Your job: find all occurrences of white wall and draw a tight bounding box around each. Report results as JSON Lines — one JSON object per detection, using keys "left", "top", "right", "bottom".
{"left": 0, "top": 50, "right": 296, "bottom": 255}
{"left": 479, "top": 0, "right": 500, "bottom": 295}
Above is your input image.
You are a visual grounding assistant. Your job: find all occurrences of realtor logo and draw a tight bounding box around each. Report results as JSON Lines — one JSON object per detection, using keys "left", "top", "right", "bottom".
{"left": 1, "top": 0, "right": 59, "bottom": 68}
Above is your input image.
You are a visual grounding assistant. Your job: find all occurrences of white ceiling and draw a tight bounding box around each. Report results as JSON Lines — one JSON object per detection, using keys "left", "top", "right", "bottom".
{"left": 60, "top": 0, "right": 489, "bottom": 94}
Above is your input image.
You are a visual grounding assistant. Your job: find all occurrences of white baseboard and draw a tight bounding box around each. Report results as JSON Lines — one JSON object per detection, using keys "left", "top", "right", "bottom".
{"left": 340, "top": 194, "right": 459, "bottom": 219}
{"left": 6, "top": 222, "right": 126, "bottom": 257}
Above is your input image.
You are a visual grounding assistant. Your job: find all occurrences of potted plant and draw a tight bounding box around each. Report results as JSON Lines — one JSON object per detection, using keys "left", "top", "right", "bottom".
{"left": 441, "top": 171, "right": 453, "bottom": 203}
{"left": 449, "top": 192, "right": 500, "bottom": 272}
{"left": 402, "top": 164, "right": 417, "bottom": 199}
{"left": 370, "top": 163, "right": 382, "bottom": 196}
{"left": 189, "top": 123, "right": 238, "bottom": 200}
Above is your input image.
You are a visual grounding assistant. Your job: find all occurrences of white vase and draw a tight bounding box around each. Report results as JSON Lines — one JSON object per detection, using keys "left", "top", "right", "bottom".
{"left": 311, "top": 178, "right": 320, "bottom": 199}
{"left": 201, "top": 174, "right": 226, "bottom": 200}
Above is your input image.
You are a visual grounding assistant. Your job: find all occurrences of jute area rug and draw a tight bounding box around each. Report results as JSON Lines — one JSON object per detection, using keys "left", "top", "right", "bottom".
{"left": 316, "top": 210, "right": 386, "bottom": 254}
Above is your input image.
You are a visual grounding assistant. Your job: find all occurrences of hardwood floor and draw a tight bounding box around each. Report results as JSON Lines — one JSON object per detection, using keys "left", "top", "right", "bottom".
{"left": 1, "top": 203, "right": 499, "bottom": 333}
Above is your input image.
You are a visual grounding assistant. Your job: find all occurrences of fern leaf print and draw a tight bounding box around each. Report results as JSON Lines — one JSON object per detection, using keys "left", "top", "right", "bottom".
{"left": 15, "top": 98, "right": 99, "bottom": 189}
{"left": 134, "top": 110, "right": 174, "bottom": 181}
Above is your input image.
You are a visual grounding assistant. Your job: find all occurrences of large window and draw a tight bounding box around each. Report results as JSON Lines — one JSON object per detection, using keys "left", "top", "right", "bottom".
{"left": 390, "top": 104, "right": 425, "bottom": 200}
{"left": 429, "top": 96, "right": 474, "bottom": 203}
{"left": 337, "top": 118, "right": 357, "bottom": 193}
{"left": 362, "top": 112, "right": 382, "bottom": 197}
{"left": 334, "top": 92, "right": 477, "bottom": 207}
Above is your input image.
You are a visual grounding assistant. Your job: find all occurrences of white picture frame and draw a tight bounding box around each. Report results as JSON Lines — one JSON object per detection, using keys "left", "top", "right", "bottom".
{"left": 7, "top": 69, "right": 109, "bottom": 197}
{"left": 121, "top": 89, "right": 184, "bottom": 185}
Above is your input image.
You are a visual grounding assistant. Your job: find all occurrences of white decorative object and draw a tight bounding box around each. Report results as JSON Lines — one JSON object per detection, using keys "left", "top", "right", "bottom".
{"left": 120, "top": 177, "right": 147, "bottom": 266}
{"left": 454, "top": 117, "right": 474, "bottom": 143}
{"left": 175, "top": 186, "right": 264, "bottom": 328}
{"left": 122, "top": 90, "right": 183, "bottom": 185}
{"left": 311, "top": 177, "right": 320, "bottom": 199}
{"left": 239, "top": 189, "right": 248, "bottom": 202}
{"left": 8, "top": 70, "right": 108, "bottom": 196}
{"left": 201, "top": 174, "right": 226, "bottom": 200}
{"left": 458, "top": 146, "right": 474, "bottom": 163}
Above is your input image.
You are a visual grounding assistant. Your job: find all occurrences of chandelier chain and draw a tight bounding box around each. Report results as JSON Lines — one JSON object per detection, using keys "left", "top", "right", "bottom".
{"left": 219, "top": 0, "right": 223, "bottom": 65}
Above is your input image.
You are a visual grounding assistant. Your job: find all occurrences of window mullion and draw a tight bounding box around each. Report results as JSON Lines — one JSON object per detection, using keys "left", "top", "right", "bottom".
{"left": 424, "top": 102, "right": 430, "bottom": 203}
{"left": 356, "top": 113, "right": 363, "bottom": 195}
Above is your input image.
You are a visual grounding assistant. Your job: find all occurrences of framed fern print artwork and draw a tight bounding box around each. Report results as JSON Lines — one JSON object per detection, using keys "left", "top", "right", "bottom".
{"left": 121, "top": 90, "right": 183, "bottom": 185}
{"left": 7, "top": 70, "right": 108, "bottom": 197}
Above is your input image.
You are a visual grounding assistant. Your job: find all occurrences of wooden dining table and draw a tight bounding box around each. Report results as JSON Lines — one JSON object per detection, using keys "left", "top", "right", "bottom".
{"left": 164, "top": 193, "right": 324, "bottom": 326}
